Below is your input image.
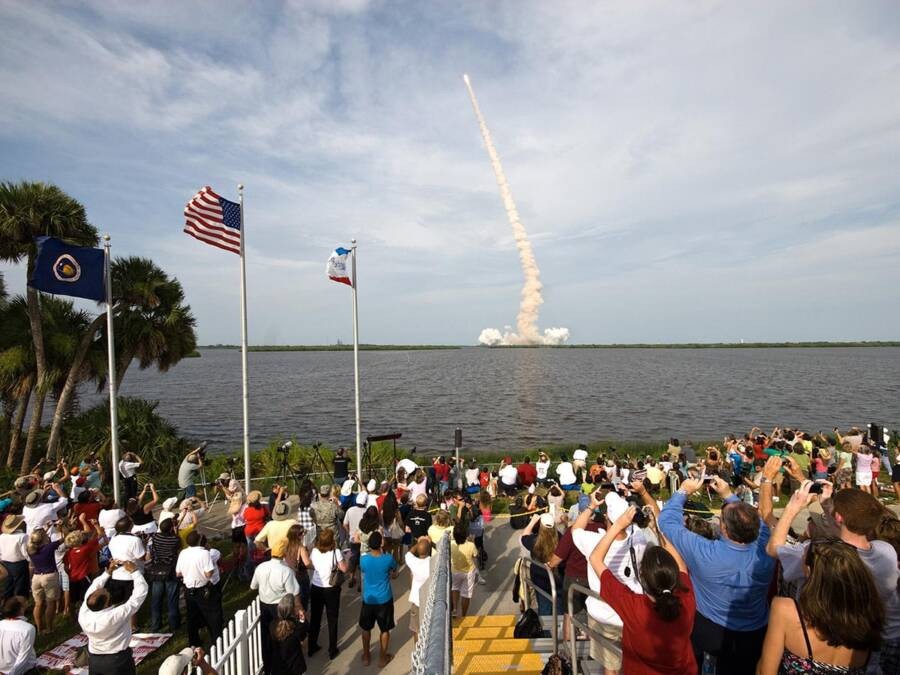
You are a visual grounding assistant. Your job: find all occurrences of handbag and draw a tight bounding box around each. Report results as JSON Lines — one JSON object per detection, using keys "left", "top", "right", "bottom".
{"left": 328, "top": 549, "right": 346, "bottom": 588}
{"left": 513, "top": 608, "right": 544, "bottom": 639}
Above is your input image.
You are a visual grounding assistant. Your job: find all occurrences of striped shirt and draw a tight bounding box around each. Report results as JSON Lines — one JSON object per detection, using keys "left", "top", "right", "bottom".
{"left": 147, "top": 533, "right": 180, "bottom": 579}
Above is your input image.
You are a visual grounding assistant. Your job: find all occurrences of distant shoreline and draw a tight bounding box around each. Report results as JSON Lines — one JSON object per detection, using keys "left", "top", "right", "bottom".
{"left": 195, "top": 341, "right": 900, "bottom": 352}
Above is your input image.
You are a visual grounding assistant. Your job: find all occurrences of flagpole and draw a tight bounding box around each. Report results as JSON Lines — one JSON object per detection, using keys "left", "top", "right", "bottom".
{"left": 351, "top": 239, "right": 362, "bottom": 479}
{"left": 237, "top": 184, "right": 252, "bottom": 493}
{"left": 103, "top": 235, "right": 121, "bottom": 504}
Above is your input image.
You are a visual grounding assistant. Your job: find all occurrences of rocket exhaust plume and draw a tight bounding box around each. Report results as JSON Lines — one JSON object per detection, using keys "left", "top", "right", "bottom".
{"left": 462, "top": 73, "right": 570, "bottom": 346}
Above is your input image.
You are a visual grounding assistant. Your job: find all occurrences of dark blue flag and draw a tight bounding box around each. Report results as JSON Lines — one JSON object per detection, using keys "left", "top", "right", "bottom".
{"left": 28, "top": 236, "right": 106, "bottom": 302}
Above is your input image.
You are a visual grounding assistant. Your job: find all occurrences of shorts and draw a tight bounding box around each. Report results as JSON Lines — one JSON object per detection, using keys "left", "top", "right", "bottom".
{"left": 856, "top": 471, "right": 873, "bottom": 487}
{"left": 892, "top": 465, "right": 900, "bottom": 483}
{"left": 57, "top": 562, "right": 70, "bottom": 592}
{"left": 564, "top": 576, "right": 588, "bottom": 616}
{"left": 588, "top": 616, "right": 622, "bottom": 670}
{"left": 231, "top": 526, "right": 246, "bottom": 543}
{"left": 451, "top": 569, "right": 476, "bottom": 599}
{"left": 359, "top": 600, "right": 395, "bottom": 632}
{"left": 409, "top": 603, "right": 420, "bottom": 634}
{"left": 32, "top": 572, "right": 60, "bottom": 602}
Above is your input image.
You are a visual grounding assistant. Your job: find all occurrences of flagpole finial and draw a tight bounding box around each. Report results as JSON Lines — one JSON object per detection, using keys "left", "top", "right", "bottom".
{"left": 237, "top": 183, "right": 244, "bottom": 191}
{"left": 351, "top": 238, "right": 357, "bottom": 247}
{"left": 103, "top": 233, "right": 110, "bottom": 242}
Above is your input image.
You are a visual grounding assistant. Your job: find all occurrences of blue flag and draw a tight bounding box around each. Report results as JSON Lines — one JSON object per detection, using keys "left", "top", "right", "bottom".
{"left": 28, "top": 236, "right": 106, "bottom": 302}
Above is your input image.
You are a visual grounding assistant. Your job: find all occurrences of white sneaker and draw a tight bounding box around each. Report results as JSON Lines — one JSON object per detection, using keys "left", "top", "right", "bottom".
{"left": 478, "top": 576, "right": 487, "bottom": 585}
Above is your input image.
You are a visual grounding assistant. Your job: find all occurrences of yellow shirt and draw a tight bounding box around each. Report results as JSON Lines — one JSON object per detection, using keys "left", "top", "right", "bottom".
{"left": 427, "top": 524, "right": 452, "bottom": 544}
{"left": 451, "top": 540, "right": 477, "bottom": 573}
{"left": 254, "top": 520, "right": 295, "bottom": 558}
{"left": 646, "top": 466, "right": 665, "bottom": 485}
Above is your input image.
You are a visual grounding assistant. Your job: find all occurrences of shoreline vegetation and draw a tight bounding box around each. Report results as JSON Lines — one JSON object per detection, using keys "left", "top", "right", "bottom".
{"left": 197, "top": 340, "right": 900, "bottom": 352}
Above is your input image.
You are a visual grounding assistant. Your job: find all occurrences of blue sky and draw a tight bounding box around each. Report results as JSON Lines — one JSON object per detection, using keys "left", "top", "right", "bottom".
{"left": 1, "top": 1, "right": 899, "bottom": 344}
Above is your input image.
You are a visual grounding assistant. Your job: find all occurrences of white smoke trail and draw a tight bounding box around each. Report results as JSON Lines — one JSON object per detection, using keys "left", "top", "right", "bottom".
{"left": 463, "top": 73, "right": 570, "bottom": 346}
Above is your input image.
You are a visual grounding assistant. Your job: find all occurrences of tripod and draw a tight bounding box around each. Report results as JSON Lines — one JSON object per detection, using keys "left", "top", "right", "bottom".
{"left": 275, "top": 442, "right": 305, "bottom": 495}
{"left": 208, "top": 462, "right": 238, "bottom": 509}
{"left": 298, "top": 442, "right": 333, "bottom": 487}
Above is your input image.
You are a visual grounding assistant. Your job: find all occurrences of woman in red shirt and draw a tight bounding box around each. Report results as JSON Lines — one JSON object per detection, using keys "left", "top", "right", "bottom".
{"left": 589, "top": 505, "right": 696, "bottom": 675}
{"left": 242, "top": 490, "right": 269, "bottom": 575}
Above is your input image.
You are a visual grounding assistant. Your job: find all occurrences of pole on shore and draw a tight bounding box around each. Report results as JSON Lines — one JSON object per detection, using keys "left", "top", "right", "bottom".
{"left": 103, "top": 235, "right": 121, "bottom": 504}
{"left": 351, "top": 240, "right": 363, "bottom": 482}
{"left": 238, "top": 183, "right": 251, "bottom": 493}
{"left": 454, "top": 427, "right": 462, "bottom": 490}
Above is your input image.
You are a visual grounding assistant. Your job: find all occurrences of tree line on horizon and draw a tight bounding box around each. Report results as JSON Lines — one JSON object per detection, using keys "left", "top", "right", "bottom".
{"left": 0, "top": 181, "right": 198, "bottom": 473}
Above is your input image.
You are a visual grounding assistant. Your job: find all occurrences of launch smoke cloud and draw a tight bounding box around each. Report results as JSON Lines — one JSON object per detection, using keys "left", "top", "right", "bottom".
{"left": 463, "top": 74, "right": 570, "bottom": 347}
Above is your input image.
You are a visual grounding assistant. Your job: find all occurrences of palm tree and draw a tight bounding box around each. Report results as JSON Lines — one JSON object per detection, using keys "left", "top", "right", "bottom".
{"left": 45, "top": 257, "right": 197, "bottom": 458}
{"left": 0, "top": 182, "right": 98, "bottom": 471}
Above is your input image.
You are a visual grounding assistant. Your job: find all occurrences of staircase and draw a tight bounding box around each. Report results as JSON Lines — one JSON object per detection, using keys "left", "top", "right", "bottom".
{"left": 453, "top": 615, "right": 545, "bottom": 674}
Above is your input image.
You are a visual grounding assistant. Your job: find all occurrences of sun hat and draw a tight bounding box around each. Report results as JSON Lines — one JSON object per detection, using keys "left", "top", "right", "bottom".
{"left": 24, "top": 489, "right": 42, "bottom": 506}
{"left": 539, "top": 512, "right": 555, "bottom": 528}
{"left": 319, "top": 484, "right": 331, "bottom": 496}
{"left": 272, "top": 501, "right": 291, "bottom": 521}
{"left": 218, "top": 473, "right": 230, "bottom": 482}
{"left": 1, "top": 515, "right": 24, "bottom": 534}
{"left": 42, "top": 471, "right": 56, "bottom": 481}
{"left": 162, "top": 497, "right": 178, "bottom": 511}
{"left": 604, "top": 492, "right": 629, "bottom": 523}
{"left": 340, "top": 480, "right": 355, "bottom": 497}
{"left": 13, "top": 477, "right": 31, "bottom": 490}
{"left": 355, "top": 492, "right": 367, "bottom": 506}
{"left": 159, "top": 648, "right": 195, "bottom": 675}
{"left": 180, "top": 497, "right": 200, "bottom": 511}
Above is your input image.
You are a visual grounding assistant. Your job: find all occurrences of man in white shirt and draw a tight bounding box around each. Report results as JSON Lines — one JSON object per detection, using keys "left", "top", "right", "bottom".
{"left": 571, "top": 490, "right": 652, "bottom": 674}
{"left": 98, "top": 496, "right": 125, "bottom": 538}
{"left": 0, "top": 515, "right": 29, "bottom": 598}
{"left": 572, "top": 445, "right": 589, "bottom": 475}
{"left": 176, "top": 530, "right": 223, "bottom": 648}
{"left": 250, "top": 556, "right": 301, "bottom": 673}
{"left": 535, "top": 452, "right": 551, "bottom": 485}
{"left": 0, "top": 597, "right": 36, "bottom": 675}
{"left": 344, "top": 492, "right": 368, "bottom": 588}
{"left": 404, "top": 538, "right": 432, "bottom": 643}
{"left": 117, "top": 452, "right": 143, "bottom": 502}
{"left": 22, "top": 485, "right": 67, "bottom": 534}
{"left": 78, "top": 560, "right": 148, "bottom": 675}
{"left": 555, "top": 453, "right": 578, "bottom": 489}
{"left": 499, "top": 459, "right": 519, "bottom": 496}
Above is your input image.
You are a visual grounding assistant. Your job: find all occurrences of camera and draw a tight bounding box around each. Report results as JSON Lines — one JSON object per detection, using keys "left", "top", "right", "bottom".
{"left": 226, "top": 457, "right": 237, "bottom": 466}
{"left": 809, "top": 483, "right": 825, "bottom": 495}
{"left": 624, "top": 495, "right": 651, "bottom": 528}
{"left": 277, "top": 441, "right": 293, "bottom": 454}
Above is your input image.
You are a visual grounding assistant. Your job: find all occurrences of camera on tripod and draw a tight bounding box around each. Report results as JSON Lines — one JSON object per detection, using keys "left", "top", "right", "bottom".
{"left": 277, "top": 441, "right": 293, "bottom": 454}
{"left": 226, "top": 457, "right": 237, "bottom": 467}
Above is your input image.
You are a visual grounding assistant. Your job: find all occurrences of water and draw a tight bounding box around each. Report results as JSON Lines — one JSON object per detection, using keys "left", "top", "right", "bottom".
{"left": 82, "top": 347, "right": 900, "bottom": 454}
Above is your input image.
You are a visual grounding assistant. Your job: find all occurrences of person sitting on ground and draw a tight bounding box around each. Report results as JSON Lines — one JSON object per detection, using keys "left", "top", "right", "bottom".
{"left": 517, "top": 457, "right": 538, "bottom": 488}
{"left": 406, "top": 537, "right": 432, "bottom": 645}
{"left": 657, "top": 471, "right": 775, "bottom": 675}
{"left": 358, "top": 532, "right": 398, "bottom": 668}
{"left": 78, "top": 559, "right": 148, "bottom": 675}
{"left": 556, "top": 454, "right": 578, "bottom": 490}
{"left": 498, "top": 457, "right": 519, "bottom": 496}
{"left": 756, "top": 540, "right": 884, "bottom": 674}
{"left": 535, "top": 451, "right": 551, "bottom": 485}
{"left": 546, "top": 483, "right": 565, "bottom": 523}
{"left": 573, "top": 445, "right": 589, "bottom": 477}
{"left": 0, "top": 596, "right": 36, "bottom": 675}
{"left": 590, "top": 504, "right": 696, "bottom": 674}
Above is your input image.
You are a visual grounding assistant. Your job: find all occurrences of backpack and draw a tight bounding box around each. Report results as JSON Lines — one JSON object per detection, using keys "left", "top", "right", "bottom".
{"left": 542, "top": 653, "right": 573, "bottom": 675}
{"left": 513, "top": 608, "right": 543, "bottom": 639}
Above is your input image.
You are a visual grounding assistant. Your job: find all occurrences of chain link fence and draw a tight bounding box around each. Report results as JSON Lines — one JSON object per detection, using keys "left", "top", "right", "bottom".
{"left": 410, "top": 530, "right": 452, "bottom": 675}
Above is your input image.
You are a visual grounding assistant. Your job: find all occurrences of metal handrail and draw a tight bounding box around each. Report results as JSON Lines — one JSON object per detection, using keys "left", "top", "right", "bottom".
{"left": 565, "top": 581, "right": 622, "bottom": 675}
{"left": 518, "top": 556, "right": 559, "bottom": 654}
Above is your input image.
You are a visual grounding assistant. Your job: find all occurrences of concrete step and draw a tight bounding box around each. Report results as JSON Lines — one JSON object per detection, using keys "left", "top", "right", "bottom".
{"left": 454, "top": 638, "right": 534, "bottom": 656}
{"left": 454, "top": 625, "right": 518, "bottom": 640}
{"left": 454, "top": 652, "right": 546, "bottom": 674}
{"left": 454, "top": 614, "right": 519, "bottom": 628}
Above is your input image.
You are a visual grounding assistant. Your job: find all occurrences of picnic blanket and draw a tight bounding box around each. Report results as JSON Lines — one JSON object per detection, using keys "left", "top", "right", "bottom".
{"left": 37, "top": 632, "right": 172, "bottom": 672}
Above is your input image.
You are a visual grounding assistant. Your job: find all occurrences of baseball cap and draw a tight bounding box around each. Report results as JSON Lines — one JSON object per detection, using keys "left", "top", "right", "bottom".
{"left": 340, "top": 480, "right": 355, "bottom": 497}
{"left": 366, "top": 479, "right": 376, "bottom": 492}
{"left": 319, "top": 484, "right": 331, "bottom": 496}
{"left": 604, "top": 492, "right": 629, "bottom": 523}
{"left": 539, "top": 512, "right": 555, "bottom": 528}
{"left": 355, "top": 492, "right": 367, "bottom": 506}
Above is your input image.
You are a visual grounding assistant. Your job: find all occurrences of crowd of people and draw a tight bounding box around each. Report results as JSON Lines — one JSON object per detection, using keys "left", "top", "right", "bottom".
{"left": 0, "top": 423, "right": 896, "bottom": 674}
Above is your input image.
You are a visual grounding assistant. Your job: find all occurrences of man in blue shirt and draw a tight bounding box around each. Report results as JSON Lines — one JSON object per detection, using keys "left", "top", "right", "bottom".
{"left": 658, "top": 473, "right": 775, "bottom": 675}
{"left": 358, "top": 532, "right": 398, "bottom": 668}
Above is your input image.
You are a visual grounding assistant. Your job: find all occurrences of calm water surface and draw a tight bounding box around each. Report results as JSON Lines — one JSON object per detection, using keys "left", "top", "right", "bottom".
{"left": 82, "top": 347, "right": 900, "bottom": 453}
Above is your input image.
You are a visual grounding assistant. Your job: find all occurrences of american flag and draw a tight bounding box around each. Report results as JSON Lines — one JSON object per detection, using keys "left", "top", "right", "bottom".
{"left": 184, "top": 186, "right": 242, "bottom": 255}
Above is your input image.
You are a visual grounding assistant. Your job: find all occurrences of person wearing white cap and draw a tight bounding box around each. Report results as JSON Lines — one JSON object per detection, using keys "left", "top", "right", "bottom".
{"left": 343, "top": 492, "right": 368, "bottom": 589}
{"left": 159, "top": 646, "right": 217, "bottom": 675}
{"left": 571, "top": 490, "right": 653, "bottom": 674}
{"left": 519, "top": 512, "right": 563, "bottom": 616}
{"left": 365, "top": 479, "right": 379, "bottom": 509}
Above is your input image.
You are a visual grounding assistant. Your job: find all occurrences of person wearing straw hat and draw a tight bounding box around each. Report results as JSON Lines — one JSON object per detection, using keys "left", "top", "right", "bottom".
{"left": 0, "top": 516, "right": 28, "bottom": 599}
{"left": 255, "top": 501, "right": 296, "bottom": 559}
{"left": 22, "top": 483, "right": 67, "bottom": 534}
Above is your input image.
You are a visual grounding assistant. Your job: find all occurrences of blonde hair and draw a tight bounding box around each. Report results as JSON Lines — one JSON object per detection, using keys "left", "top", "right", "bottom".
{"left": 433, "top": 510, "right": 451, "bottom": 527}
{"left": 415, "top": 494, "right": 428, "bottom": 508}
{"left": 530, "top": 525, "right": 558, "bottom": 564}
{"left": 27, "top": 529, "right": 48, "bottom": 556}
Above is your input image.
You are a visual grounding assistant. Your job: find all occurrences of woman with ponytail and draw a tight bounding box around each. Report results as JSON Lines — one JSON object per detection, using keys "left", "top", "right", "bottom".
{"left": 270, "top": 594, "right": 309, "bottom": 674}
{"left": 589, "top": 505, "right": 696, "bottom": 674}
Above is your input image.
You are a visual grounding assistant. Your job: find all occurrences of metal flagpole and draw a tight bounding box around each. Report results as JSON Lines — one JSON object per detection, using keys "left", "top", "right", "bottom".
{"left": 103, "top": 235, "right": 121, "bottom": 504}
{"left": 238, "top": 184, "right": 251, "bottom": 492}
{"left": 351, "top": 239, "right": 362, "bottom": 478}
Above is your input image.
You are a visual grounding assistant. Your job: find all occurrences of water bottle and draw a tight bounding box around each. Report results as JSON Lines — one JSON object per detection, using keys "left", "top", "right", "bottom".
{"left": 701, "top": 652, "right": 717, "bottom": 675}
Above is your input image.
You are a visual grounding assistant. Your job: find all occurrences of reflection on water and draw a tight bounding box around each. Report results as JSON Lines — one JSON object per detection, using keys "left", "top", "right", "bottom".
{"left": 76, "top": 347, "right": 900, "bottom": 453}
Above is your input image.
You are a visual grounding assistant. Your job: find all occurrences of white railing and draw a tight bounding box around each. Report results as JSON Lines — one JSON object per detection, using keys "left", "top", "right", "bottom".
{"left": 198, "top": 597, "right": 263, "bottom": 675}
